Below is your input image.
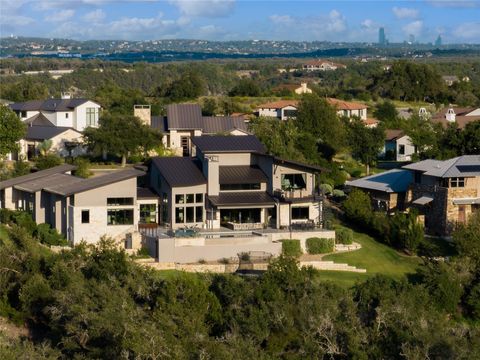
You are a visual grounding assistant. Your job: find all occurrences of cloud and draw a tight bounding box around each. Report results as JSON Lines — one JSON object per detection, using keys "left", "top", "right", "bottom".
{"left": 325, "top": 10, "right": 346, "bottom": 33}
{"left": 453, "top": 22, "right": 480, "bottom": 40}
{"left": 169, "top": 0, "right": 235, "bottom": 18}
{"left": 269, "top": 15, "right": 294, "bottom": 25}
{"left": 44, "top": 9, "right": 75, "bottom": 23}
{"left": 83, "top": 9, "right": 106, "bottom": 23}
{"left": 402, "top": 20, "right": 424, "bottom": 37}
{"left": 392, "top": 7, "right": 419, "bottom": 19}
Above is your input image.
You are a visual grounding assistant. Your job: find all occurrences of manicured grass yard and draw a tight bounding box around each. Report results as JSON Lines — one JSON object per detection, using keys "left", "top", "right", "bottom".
{"left": 0, "top": 225, "right": 9, "bottom": 242}
{"left": 319, "top": 226, "right": 422, "bottom": 287}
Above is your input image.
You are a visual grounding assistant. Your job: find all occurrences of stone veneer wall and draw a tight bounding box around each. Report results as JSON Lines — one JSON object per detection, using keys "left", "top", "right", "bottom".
{"left": 408, "top": 184, "right": 448, "bottom": 235}
{"left": 445, "top": 187, "right": 478, "bottom": 233}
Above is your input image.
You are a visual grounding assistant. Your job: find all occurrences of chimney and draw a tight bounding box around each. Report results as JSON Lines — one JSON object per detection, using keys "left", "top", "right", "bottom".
{"left": 134, "top": 105, "right": 151, "bottom": 126}
{"left": 61, "top": 92, "right": 71, "bottom": 99}
{"left": 203, "top": 155, "right": 219, "bottom": 196}
{"left": 445, "top": 108, "right": 456, "bottom": 122}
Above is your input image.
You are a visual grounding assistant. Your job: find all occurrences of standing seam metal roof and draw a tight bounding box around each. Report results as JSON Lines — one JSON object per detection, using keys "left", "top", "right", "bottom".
{"left": 0, "top": 164, "right": 76, "bottom": 190}
{"left": 192, "top": 135, "right": 266, "bottom": 154}
{"left": 402, "top": 156, "right": 480, "bottom": 178}
{"left": 166, "top": 104, "right": 203, "bottom": 129}
{"left": 219, "top": 166, "right": 267, "bottom": 184}
{"left": 151, "top": 157, "right": 207, "bottom": 187}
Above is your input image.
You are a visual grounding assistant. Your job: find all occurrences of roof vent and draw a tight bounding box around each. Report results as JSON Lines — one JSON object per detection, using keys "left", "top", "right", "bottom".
{"left": 445, "top": 107, "right": 456, "bottom": 122}
{"left": 61, "top": 92, "right": 71, "bottom": 99}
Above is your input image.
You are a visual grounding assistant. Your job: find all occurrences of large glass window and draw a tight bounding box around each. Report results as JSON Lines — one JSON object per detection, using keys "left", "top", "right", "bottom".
{"left": 186, "top": 194, "right": 194, "bottom": 203}
{"left": 86, "top": 107, "right": 99, "bottom": 127}
{"left": 220, "top": 183, "right": 261, "bottom": 191}
{"left": 196, "top": 193, "right": 203, "bottom": 203}
{"left": 281, "top": 174, "right": 306, "bottom": 190}
{"left": 175, "top": 207, "right": 184, "bottom": 223}
{"left": 107, "top": 197, "right": 134, "bottom": 206}
{"left": 186, "top": 207, "right": 194, "bottom": 223}
{"left": 140, "top": 204, "right": 156, "bottom": 224}
{"left": 292, "top": 207, "right": 309, "bottom": 220}
{"left": 176, "top": 194, "right": 185, "bottom": 204}
{"left": 283, "top": 109, "right": 297, "bottom": 118}
{"left": 196, "top": 206, "right": 203, "bottom": 222}
{"left": 107, "top": 209, "right": 134, "bottom": 225}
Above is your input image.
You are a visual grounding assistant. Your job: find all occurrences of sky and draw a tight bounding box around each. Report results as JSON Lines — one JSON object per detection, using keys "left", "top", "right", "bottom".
{"left": 1, "top": 0, "right": 479, "bottom": 44}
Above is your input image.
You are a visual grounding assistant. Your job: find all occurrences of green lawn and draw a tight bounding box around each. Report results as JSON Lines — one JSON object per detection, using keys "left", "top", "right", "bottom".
{"left": 319, "top": 226, "right": 422, "bottom": 287}
{"left": 0, "top": 225, "right": 9, "bottom": 242}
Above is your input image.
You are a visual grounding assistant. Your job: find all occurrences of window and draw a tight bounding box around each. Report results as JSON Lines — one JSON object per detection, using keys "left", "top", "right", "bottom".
{"left": 292, "top": 207, "right": 309, "bottom": 220}
{"left": 220, "top": 183, "right": 261, "bottom": 191}
{"left": 175, "top": 207, "right": 184, "bottom": 223}
{"left": 81, "top": 210, "right": 90, "bottom": 223}
{"left": 65, "top": 113, "right": 69, "bottom": 119}
{"left": 414, "top": 172, "right": 422, "bottom": 184}
{"left": 176, "top": 194, "right": 185, "bottom": 204}
{"left": 343, "top": 110, "right": 348, "bottom": 117}
{"left": 399, "top": 144, "right": 405, "bottom": 155}
{"left": 196, "top": 206, "right": 203, "bottom": 222}
{"left": 20, "top": 111, "right": 27, "bottom": 118}
{"left": 107, "top": 197, "right": 134, "bottom": 206}
{"left": 281, "top": 174, "right": 306, "bottom": 190}
{"left": 196, "top": 193, "right": 203, "bottom": 203}
{"left": 107, "top": 209, "right": 133, "bottom": 225}
{"left": 162, "top": 193, "right": 168, "bottom": 203}
{"left": 186, "top": 207, "right": 194, "bottom": 223}
{"left": 86, "top": 107, "right": 99, "bottom": 127}
{"left": 283, "top": 109, "right": 297, "bottom": 118}
{"left": 186, "top": 194, "right": 194, "bottom": 203}
{"left": 140, "top": 204, "right": 157, "bottom": 224}
{"left": 450, "top": 177, "right": 465, "bottom": 188}
{"left": 359, "top": 109, "right": 364, "bottom": 117}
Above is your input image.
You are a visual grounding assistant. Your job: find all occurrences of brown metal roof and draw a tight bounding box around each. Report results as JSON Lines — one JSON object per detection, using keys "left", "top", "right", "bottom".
{"left": 219, "top": 166, "right": 267, "bottom": 184}
{"left": 208, "top": 192, "right": 275, "bottom": 207}
{"left": 44, "top": 168, "right": 145, "bottom": 196}
{"left": 166, "top": 103, "right": 203, "bottom": 129}
{"left": 25, "top": 126, "right": 80, "bottom": 141}
{"left": 137, "top": 187, "right": 159, "bottom": 199}
{"left": 0, "top": 164, "right": 76, "bottom": 190}
{"left": 151, "top": 157, "right": 206, "bottom": 187}
{"left": 385, "top": 129, "right": 405, "bottom": 141}
{"left": 201, "top": 116, "right": 248, "bottom": 134}
{"left": 24, "top": 113, "right": 55, "bottom": 126}
{"left": 10, "top": 98, "right": 98, "bottom": 112}
{"left": 14, "top": 173, "right": 83, "bottom": 193}
{"left": 192, "top": 135, "right": 266, "bottom": 154}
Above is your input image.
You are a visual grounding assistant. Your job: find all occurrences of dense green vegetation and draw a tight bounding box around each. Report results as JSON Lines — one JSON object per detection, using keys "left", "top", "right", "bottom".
{"left": 1, "top": 212, "right": 480, "bottom": 358}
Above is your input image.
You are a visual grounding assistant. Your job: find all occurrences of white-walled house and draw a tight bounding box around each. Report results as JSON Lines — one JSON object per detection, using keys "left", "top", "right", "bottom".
{"left": 303, "top": 60, "right": 347, "bottom": 71}
{"left": 9, "top": 95, "right": 101, "bottom": 132}
{"left": 381, "top": 130, "right": 417, "bottom": 162}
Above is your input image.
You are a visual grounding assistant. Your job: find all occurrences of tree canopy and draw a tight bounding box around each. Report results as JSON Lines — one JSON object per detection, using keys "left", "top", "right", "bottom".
{"left": 0, "top": 106, "right": 26, "bottom": 157}
{"left": 83, "top": 113, "right": 162, "bottom": 166}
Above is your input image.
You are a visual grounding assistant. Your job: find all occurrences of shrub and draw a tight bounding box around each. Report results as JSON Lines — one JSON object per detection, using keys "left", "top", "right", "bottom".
{"left": 320, "top": 183, "right": 333, "bottom": 195}
{"left": 35, "top": 223, "right": 68, "bottom": 246}
{"left": 332, "top": 189, "right": 345, "bottom": 199}
{"left": 73, "top": 158, "right": 93, "bottom": 178}
{"left": 198, "top": 259, "right": 207, "bottom": 264}
{"left": 136, "top": 247, "right": 151, "bottom": 257}
{"left": 306, "top": 237, "right": 334, "bottom": 254}
{"left": 35, "top": 154, "right": 63, "bottom": 170}
{"left": 282, "top": 239, "right": 302, "bottom": 257}
{"left": 239, "top": 252, "right": 251, "bottom": 261}
{"left": 336, "top": 228, "right": 354, "bottom": 245}
{"left": 219, "top": 257, "right": 230, "bottom": 264}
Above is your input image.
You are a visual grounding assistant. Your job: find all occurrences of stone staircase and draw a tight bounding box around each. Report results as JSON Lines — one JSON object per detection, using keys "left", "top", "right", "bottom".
{"left": 335, "top": 242, "right": 361, "bottom": 252}
{"left": 300, "top": 260, "right": 366, "bottom": 273}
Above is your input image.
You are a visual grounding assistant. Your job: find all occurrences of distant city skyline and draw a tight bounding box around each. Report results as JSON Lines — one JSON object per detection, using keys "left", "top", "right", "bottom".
{"left": 1, "top": 1, "right": 479, "bottom": 44}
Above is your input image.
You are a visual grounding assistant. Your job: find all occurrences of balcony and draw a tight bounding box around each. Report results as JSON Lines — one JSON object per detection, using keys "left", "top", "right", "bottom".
{"left": 274, "top": 188, "right": 320, "bottom": 202}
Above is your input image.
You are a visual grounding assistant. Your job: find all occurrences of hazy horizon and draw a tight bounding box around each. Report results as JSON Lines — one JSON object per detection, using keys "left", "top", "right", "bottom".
{"left": 1, "top": 1, "right": 479, "bottom": 45}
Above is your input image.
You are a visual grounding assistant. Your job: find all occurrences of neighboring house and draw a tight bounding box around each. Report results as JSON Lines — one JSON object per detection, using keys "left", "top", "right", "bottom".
{"left": 0, "top": 165, "right": 146, "bottom": 245}
{"left": 442, "top": 75, "right": 459, "bottom": 86}
{"left": 303, "top": 60, "right": 347, "bottom": 71}
{"left": 347, "top": 169, "right": 413, "bottom": 212}
{"left": 9, "top": 94, "right": 102, "bottom": 132}
{"left": 273, "top": 83, "right": 312, "bottom": 95}
{"left": 403, "top": 156, "right": 480, "bottom": 235}
{"left": 431, "top": 106, "right": 480, "bottom": 129}
{"left": 256, "top": 100, "right": 299, "bottom": 120}
{"left": 256, "top": 97, "right": 369, "bottom": 122}
{"left": 347, "top": 155, "right": 480, "bottom": 236}
{"left": 4, "top": 113, "right": 85, "bottom": 161}
{"left": 381, "top": 129, "right": 416, "bottom": 162}
{"left": 148, "top": 135, "right": 324, "bottom": 231}
{"left": 136, "top": 104, "right": 249, "bottom": 156}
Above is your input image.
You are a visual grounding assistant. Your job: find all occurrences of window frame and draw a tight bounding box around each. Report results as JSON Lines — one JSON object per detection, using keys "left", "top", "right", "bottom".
{"left": 81, "top": 210, "right": 90, "bottom": 224}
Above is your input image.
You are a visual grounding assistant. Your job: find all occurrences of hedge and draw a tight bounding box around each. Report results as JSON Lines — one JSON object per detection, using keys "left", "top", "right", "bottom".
{"left": 336, "top": 228, "right": 354, "bottom": 245}
{"left": 282, "top": 239, "right": 302, "bottom": 257}
{"left": 306, "top": 237, "right": 335, "bottom": 254}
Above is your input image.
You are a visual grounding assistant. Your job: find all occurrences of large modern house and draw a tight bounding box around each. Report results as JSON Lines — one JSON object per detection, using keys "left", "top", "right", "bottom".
{"left": 348, "top": 155, "right": 480, "bottom": 236}
{"left": 9, "top": 94, "right": 102, "bottom": 132}
{"left": 134, "top": 104, "right": 249, "bottom": 156}
{"left": 148, "top": 135, "right": 324, "bottom": 231}
{"left": 0, "top": 165, "right": 145, "bottom": 245}
{"left": 302, "top": 60, "right": 347, "bottom": 71}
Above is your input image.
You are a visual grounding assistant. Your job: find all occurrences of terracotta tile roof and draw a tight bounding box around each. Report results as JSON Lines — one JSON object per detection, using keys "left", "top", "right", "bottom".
{"left": 385, "top": 129, "right": 405, "bottom": 141}
{"left": 364, "top": 118, "right": 380, "bottom": 126}
{"left": 432, "top": 107, "right": 476, "bottom": 120}
{"left": 257, "top": 100, "right": 299, "bottom": 109}
{"left": 431, "top": 116, "right": 480, "bottom": 129}
{"left": 327, "top": 98, "right": 368, "bottom": 110}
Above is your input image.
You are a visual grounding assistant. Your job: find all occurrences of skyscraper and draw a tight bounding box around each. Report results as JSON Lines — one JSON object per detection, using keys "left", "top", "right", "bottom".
{"left": 379, "top": 27, "right": 386, "bottom": 46}
{"left": 409, "top": 34, "right": 415, "bottom": 44}
{"left": 435, "top": 35, "right": 442, "bottom": 47}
